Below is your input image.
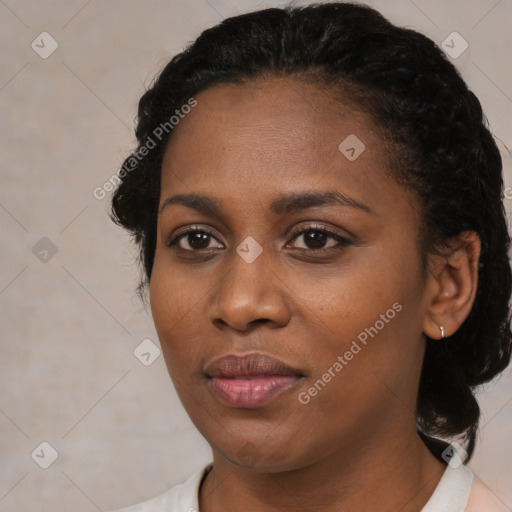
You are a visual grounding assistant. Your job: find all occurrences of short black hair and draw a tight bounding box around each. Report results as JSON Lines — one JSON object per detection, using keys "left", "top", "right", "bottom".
{"left": 110, "top": 1, "right": 512, "bottom": 462}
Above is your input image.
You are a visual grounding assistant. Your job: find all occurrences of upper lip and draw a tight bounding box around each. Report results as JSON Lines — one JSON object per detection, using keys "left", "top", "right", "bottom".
{"left": 204, "top": 352, "right": 303, "bottom": 378}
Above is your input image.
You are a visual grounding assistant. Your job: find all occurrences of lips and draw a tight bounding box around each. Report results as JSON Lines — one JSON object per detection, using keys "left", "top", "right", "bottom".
{"left": 204, "top": 353, "right": 304, "bottom": 408}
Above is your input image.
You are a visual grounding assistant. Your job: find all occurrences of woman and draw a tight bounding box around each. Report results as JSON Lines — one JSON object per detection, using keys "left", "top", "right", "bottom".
{"left": 108, "top": 2, "right": 511, "bottom": 511}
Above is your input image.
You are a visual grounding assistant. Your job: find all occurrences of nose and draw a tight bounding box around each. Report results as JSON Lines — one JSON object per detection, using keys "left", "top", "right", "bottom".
{"left": 207, "top": 248, "right": 291, "bottom": 332}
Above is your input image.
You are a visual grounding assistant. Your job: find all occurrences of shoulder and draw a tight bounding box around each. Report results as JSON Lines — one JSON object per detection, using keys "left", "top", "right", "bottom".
{"left": 107, "top": 463, "right": 213, "bottom": 512}
{"left": 465, "top": 472, "right": 511, "bottom": 512}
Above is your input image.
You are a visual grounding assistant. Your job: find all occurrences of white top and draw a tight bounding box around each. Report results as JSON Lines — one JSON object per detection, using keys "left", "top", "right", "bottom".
{"left": 109, "top": 461, "right": 510, "bottom": 512}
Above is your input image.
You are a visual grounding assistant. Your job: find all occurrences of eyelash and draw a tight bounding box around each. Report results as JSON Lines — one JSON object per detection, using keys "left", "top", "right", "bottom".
{"left": 166, "top": 223, "right": 352, "bottom": 254}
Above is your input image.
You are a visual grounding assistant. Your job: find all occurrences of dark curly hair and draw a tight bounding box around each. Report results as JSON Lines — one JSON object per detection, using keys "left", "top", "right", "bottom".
{"left": 110, "top": 1, "right": 512, "bottom": 462}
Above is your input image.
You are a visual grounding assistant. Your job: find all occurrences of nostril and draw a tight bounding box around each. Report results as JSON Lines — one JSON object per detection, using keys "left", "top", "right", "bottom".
{"left": 249, "top": 318, "right": 271, "bottom": 326}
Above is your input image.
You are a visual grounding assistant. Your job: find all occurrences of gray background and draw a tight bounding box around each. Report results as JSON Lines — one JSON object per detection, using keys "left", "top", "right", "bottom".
{"left": 0, "top": 0, "right": 511, "bottom": 510}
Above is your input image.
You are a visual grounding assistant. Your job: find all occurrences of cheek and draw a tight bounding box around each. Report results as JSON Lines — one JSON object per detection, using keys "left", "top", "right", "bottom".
{"left": 295, "top": 245, "right": 424, "bottom": 391}
{"left": 149, "top": 257, "right": 198, "bottom": 363}
{"left": 149, "top": 249, "right": 203, "bottom": 325}
{"left": 294, "top": 251, "right": 410, "bottom": 342}
{"left": 149, "top": 262, "right": 174, "bottom": 333}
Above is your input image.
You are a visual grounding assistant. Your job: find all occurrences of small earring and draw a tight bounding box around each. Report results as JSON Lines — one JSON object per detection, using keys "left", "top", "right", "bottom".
{"left": 439, "top": 325, "right": 445, "bottom": 339}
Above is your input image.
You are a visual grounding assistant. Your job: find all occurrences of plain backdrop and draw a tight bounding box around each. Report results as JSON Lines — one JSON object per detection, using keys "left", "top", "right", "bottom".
{"left": 0, "top": 0, "right": 511, "bottom": 510}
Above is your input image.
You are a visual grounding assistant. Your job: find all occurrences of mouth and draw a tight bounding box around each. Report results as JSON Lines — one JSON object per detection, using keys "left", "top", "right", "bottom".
{"left": 204, "top": 352, "right": 305, "bottom": 408}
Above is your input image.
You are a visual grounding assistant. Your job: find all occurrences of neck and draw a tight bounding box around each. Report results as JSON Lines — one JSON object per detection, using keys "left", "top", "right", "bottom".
{"left": 199, "top": 428, "right": 446, "bottom": 512}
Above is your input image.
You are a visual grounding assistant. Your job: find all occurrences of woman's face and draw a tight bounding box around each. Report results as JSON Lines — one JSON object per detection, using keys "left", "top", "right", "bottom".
{"left": 150, "top": 76, "right": 431, "bottom": 471}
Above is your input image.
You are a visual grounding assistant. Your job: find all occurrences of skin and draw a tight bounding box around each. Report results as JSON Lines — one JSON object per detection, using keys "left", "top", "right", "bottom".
{"left": 149, "top": 76, "right": 480, "bottom": 512}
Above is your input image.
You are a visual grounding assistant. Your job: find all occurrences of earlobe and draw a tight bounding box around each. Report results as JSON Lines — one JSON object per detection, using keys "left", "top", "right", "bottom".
{"left": 422, "top": 231, "right": 481, "bottom": 340}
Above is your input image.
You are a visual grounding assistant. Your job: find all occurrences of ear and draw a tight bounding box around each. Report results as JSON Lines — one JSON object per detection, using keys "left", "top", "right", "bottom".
{"left": 422, "top": 231, "right": 481, "bottom": 340}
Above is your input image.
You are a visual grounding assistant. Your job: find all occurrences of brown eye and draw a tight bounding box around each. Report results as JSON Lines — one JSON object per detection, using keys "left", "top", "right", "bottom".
{"left": 294, "top": 229, "right": 331, "bottom": 249}
{"left": 288, "top": 225, "right": 351, "bottom": 252}
{"left": 167, "top": 227, "right": 223, "bottom": 251}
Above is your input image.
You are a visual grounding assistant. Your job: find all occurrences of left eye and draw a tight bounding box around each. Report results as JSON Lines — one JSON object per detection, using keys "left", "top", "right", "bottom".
{"left": 288, "top": 227, "right": 350, "bottom": 251}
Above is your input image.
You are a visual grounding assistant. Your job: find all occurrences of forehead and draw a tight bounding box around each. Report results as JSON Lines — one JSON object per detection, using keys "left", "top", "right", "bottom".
{"left": 159, "top": 76, "right": 397, "bottom": 214}
{"left": 165, "top": 76, "right": 378, "bottom": 159}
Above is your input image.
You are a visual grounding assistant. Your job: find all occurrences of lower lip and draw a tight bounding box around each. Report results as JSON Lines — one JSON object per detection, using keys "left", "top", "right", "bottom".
{"left": 208, "top": 375, "right": 301, "bottom": 408}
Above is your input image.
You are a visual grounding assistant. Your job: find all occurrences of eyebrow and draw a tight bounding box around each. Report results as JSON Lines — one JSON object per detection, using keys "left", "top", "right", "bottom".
{"left": 159, "top": 190, "right": 374, "bottom": 216}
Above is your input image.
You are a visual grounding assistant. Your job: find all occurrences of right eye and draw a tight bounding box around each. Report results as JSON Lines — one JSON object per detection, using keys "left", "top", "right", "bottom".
{"left": 167, "top": 226, "right": 224, "bottom": 251}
